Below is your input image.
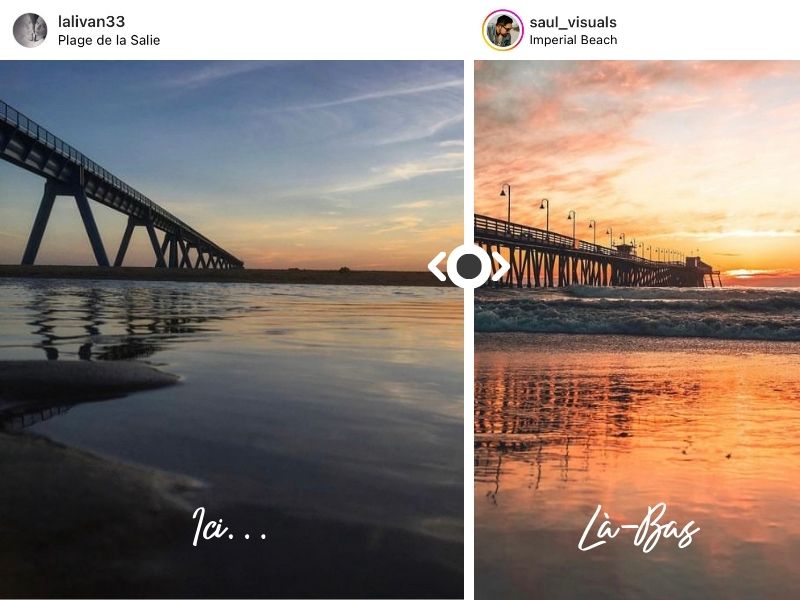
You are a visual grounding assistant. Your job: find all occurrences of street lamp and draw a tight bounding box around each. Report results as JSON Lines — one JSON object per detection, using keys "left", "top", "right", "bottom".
{"left": 539, "top": 198, "right": 549, "bottom": 240}
{"left": 567, "top": 210, "right": 576, "bottom": 245}
{"left": 606, "top": 227, "right": 613, "bottom": 248}
{"left": 619, "top": 233, "right": 626, "bottom": 246}
{"left": 500, "top": 183, "right": 511, "bottom": 228}
{"left": 638, "top": 242, "right": 644, "bottom": 258}
{"left": 647, "top": 245, "right": 652, "bottom": 261}
{"left": 588, "top": 219, "right": 597, "bottom": 245}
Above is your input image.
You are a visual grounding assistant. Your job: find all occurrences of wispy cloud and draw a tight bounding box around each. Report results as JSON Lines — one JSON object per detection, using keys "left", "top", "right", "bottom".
{"left": 281, "top": 79, "right": 463, "bottom": 111}
{"left": 326, "top": 152, "right": 463, "bottom": 195}
{"left": 160, "top": 62, "right": 272, "bottom": 90}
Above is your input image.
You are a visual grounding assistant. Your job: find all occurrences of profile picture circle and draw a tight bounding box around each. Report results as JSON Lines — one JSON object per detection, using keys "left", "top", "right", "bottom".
{"left": 482, "top": 10, "right": 523, "bottom": 51}
{"left": 13, "top": 13, "right": 47, "bottom": 48}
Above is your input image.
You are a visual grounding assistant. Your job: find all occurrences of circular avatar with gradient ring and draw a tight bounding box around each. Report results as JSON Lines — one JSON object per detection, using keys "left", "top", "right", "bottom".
{"left": 482, "top": 9, "right": 523, "bottom": 51}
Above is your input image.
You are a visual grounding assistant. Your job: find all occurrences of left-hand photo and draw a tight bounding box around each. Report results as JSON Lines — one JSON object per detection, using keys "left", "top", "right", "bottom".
{"left": 0, "top": 60, "right": 464, "bottom": 599}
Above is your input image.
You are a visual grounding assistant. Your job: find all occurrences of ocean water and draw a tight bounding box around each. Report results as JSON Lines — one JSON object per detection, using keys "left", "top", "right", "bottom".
{"left": 476, "top": 285, "right": 800, "bottom": 340}
{"left": 475, "top": 286, "right": 800, "bottom": 599}
{"left": 0, "top": 278, "right": 463, "bottom": 597}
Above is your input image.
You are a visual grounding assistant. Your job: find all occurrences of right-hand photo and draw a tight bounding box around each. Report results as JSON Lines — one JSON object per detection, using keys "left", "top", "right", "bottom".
{"left": 473, "top": 60, "right": 800, "bottom": 599}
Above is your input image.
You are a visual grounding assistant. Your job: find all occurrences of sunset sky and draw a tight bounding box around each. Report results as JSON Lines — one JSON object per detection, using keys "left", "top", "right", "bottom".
{"left": 0, "top": 61, "right": 463, "bottom": 270}
{"left": 475, "top": 61, "right": 800, "bottom": 286}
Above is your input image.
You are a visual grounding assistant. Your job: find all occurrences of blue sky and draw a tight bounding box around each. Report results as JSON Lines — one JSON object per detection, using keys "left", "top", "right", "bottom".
{"left": 0, "top": 61, "right": 463, "bottom": 269}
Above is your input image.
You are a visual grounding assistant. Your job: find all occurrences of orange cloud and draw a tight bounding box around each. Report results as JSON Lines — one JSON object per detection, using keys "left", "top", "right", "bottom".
{"left": 475, "top": 61, "right": 800, "bottom": 285}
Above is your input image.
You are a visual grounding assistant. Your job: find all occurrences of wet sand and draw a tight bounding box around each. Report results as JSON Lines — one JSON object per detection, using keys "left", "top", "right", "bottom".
{"left": 0, "top": 360, "right": 179, "bottom": 405}
{"left": 0, "top": 359, "right": 462, "bottom": 598}
{"left": 0, "top": 265, "right": 447, "bottom": 287}
{"left": 0, "top": 282, "right": 464, "bottom": 597}
{"left": 1, "top": 431, "right": 462, "bottom": 598}
{"left": 0, "top": 430, "right": 202, "bottom": 597}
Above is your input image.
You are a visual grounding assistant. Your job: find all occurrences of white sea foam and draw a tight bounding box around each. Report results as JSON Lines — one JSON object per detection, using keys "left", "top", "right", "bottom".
{"left": 475, "top": 286, "right": 800, "bottom": 340}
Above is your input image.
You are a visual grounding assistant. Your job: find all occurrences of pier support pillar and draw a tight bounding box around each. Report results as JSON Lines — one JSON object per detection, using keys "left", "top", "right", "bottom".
{"left": 178, "top": 238, "right": 192, "bottom": 268}
{"left": 74, "top": 186, "right": 110, "bottom": 266}
{"left": 21, "top": 182, "right": 57, "bottom": 265}
{"left": 168, "top": 234, "right": 179, "bottom": 268}
{"left": 145, "top": 221, "right": 167, "bottom": 267}
{"left": 22, "top": 180, "right": 110, "bottom": 266}
{"left": 114, "top": 216, "right": 137, "bottom": 267}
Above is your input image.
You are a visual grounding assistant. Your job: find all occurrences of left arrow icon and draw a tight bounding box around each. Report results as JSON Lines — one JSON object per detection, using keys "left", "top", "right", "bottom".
{"left": 428, "top": 251, "right": 447, "bottom": 281}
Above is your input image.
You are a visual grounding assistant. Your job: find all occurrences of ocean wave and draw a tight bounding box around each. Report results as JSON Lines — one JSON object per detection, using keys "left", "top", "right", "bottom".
{"left": 475, "top": 286, "right": 800, "bottom": 341}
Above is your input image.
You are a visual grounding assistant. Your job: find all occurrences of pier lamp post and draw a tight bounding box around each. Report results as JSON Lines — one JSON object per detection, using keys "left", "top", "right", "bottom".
{"left": 619, "top": 233, "right": 626, "bottom": 246}
{"left": 567, "top": 210, "right": 576, "bottom": 246}
{"left": 655, "top": 247, "right": 661, "bottom": 261}
{"left": 500, "top": 183, "right": 511, "bottom": 229}
{"left": 588, "top": 219, "right": 597, "bottom": 246}
{"left": 647, "top": 245, "right": 652, "bottom": 261}
{"left": 606, "top": 227, "right": 613, "bottom": 248}
{"left": 638, "top": 242, "right": 644, "bottom": 258}
{"left": 539, "top": 198, "right": 549, "bottom": 241}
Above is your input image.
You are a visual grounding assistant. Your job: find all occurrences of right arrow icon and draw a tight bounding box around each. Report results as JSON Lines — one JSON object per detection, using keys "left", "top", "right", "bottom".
{"left": 491, "top": 251, "right": 510, "bottom": 281}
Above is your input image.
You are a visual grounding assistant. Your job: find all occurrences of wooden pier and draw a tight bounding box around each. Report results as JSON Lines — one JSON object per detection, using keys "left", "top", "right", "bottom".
{"left": 475, "top": 214, "right": 722, "bottom": 288}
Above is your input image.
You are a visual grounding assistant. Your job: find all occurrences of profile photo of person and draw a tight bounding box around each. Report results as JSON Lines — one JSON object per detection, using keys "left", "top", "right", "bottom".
{"left": 13, "top": 13, "right": 47, "bottom": 48}
{"left": 486, "top": 14, "right": 518, "bottom": 48}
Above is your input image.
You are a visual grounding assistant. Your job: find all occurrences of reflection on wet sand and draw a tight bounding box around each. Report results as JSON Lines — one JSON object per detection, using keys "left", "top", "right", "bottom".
{"left": 476, "top": 332, "right": 800, "bottom": 600}
{"left": 1, "top": 404, "right": 71, "bottom": 431}
{"left": 0, "top": 359, "right": 179, "bottom": 431}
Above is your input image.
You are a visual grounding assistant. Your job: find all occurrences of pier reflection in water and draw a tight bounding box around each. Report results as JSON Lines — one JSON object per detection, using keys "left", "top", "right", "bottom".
{"left": 21, "top": 284, "right": 222, "bottom": 362}
{"left": 1, "top": 283, "right": 225, "bottom": 430}
{"left": 475, "top": 332, "right": 800, "bottom": 600}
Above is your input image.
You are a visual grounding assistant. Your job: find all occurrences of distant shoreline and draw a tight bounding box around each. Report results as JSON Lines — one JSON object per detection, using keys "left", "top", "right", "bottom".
{"left": 0, "top": 265, "right": 448, "bottom": 287}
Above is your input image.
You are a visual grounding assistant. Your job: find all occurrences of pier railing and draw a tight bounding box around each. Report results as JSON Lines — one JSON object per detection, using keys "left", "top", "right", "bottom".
{"left": 475, "top": 214, "right": 684, "bottom": 266}
{"left": 0, "top": 99, "right": 226, "bottom": 259}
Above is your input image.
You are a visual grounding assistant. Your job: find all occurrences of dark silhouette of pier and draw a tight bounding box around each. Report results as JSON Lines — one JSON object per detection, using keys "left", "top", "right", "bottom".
{"left": 0, "top": 100, "right": 243, "bottom": 269}
{"left": 475, "top": 214, "right": 722, "bottom": 288}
